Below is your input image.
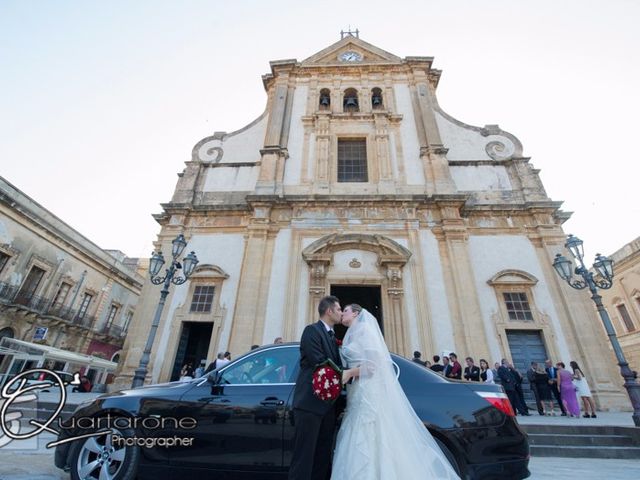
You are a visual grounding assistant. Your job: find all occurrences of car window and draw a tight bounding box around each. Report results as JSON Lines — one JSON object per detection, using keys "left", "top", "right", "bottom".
{"left": 220, "top": 347, "right": 299, "bottom": 385}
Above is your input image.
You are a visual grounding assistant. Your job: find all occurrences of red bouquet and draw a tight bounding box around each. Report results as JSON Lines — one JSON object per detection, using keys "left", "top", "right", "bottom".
{"left": 312, "top": 358, "right": 343, "bottom": 403}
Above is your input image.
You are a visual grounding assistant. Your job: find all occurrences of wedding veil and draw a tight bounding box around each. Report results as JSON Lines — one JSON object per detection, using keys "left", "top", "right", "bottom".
{"left": 337, "top": 308, "right": 460, "bottom": 479}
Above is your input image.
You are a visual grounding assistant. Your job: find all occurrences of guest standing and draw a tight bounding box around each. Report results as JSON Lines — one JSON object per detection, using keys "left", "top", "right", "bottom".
{"left": 464, "top": 357, "right": 480, "bottom": 381}
{"left": 557, "top": 362, "right": 580, "bottom": 417}
{"left": 492, "top": 362, "right": 502, "bottom": 385}
{"left": 527, "top": 362, "right": 544, "bottom": 415}
{"left": 545, "top": 359, "right": 567, "bottom": 415}
{"left": 570, "top": 361, "right": 597, "bottom": 418}
{"left": 479, "top": 359, "right": 494, "bottom": 384}
{"left": 442, "top": 356, "right": 452, "bottom": 377}
{"left": 430, "top": 355, "right": 444, "bottom": 373}
{"left": 448, "top": 353, "right": 462, "bottom": 380}
{"left": 179, "top": 363, "right": 194, "bottom": 381}
{"left": 509, "top": 363, "right": 529, "bottom": 415}
{"left": 412, "top": 351, "right": 427, "bottom": 367}
{"left": 533, "top": 364, "right": 555, "bottom": 415}
{"left": 498, "top": 359, "right": 529, "bottom": 415}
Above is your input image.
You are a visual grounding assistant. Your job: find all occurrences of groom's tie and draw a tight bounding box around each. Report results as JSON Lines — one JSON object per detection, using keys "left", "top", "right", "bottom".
{"left": 328, "top": 330, "right": 338, "bottom": 359}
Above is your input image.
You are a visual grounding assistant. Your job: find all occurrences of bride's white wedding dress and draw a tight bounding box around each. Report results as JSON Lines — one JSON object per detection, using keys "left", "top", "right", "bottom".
{"left": 331, "top": 309, "right": 460, "bottom": 480}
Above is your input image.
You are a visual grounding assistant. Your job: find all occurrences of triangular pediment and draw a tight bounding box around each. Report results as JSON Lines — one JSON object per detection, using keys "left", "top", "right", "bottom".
{"left": 301, "top": 36, "right": 403, "bottom": 66}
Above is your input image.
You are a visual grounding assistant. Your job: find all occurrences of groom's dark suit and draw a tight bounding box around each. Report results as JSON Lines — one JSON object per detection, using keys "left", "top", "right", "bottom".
{"left": 289, "top": 320, "right": 343, "bottom": 480}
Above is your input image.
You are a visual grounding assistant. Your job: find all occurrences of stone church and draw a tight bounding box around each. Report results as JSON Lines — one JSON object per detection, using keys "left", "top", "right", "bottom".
{"left": 117, "top": 34, "right": 627, "bottom": 409}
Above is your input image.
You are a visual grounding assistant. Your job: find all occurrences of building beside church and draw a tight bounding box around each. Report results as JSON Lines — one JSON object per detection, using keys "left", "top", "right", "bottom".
{"left": 0, "top": 176, "right": 143, "bottom": 383}
{"left": 599, "top": 236, "right": 640, "bottom": 373}
{"left": 117, "top": 34, "right": 627, "bottom": 409}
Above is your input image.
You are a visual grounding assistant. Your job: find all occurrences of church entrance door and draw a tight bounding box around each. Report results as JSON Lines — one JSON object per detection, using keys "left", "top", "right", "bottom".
{"left": 330, "top": 285, "right": 382, "bottom": 340}
{"left": 170, "top": 321, "right": 213, "bottom": 381}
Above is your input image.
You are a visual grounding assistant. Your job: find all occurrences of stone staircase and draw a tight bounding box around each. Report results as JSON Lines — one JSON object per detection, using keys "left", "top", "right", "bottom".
{"left": 522, "top": 424, "right": 640, "bottom": 459}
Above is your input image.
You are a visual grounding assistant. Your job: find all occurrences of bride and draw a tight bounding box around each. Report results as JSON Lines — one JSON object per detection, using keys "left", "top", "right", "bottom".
{"left": 332, "top": 304, "right": 460, "bottom": 480}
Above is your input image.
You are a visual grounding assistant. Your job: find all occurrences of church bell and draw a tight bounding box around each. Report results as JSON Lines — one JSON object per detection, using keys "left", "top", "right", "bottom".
{"left": 344, "top": 96, "right": 358, "bottom": 109}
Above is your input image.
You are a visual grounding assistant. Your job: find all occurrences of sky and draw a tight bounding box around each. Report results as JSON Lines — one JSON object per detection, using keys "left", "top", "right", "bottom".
{"left": 1, "top": 0, "right": 638, "bottom": 265}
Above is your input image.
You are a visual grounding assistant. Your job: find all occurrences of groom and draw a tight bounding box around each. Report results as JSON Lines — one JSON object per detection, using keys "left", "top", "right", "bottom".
{"left": 289, "top": 295, "right": 343, "bottom": 480}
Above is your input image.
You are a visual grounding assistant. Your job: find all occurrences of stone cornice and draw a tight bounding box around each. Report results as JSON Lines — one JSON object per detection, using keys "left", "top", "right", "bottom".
{"left": 0, "top": 177, "right": 144, "bottom": 288}
{"left": 462, "top": 201, "right": 565, "bottom": 213}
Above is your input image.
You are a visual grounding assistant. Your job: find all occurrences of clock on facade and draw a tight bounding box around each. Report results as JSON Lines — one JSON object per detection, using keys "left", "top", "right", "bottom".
{"left": 339, "top": 51, "right": 363, "bottom": 62}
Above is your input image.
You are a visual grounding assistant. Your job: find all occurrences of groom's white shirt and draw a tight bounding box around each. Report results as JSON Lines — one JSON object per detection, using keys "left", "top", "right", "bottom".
{"left": 320, "top": 319, "right": 334, "bottom": 334}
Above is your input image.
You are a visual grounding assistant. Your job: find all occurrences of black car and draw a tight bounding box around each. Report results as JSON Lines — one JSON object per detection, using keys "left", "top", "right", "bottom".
{"left": 54, "top": 343, "right": 530, "bottom": 480}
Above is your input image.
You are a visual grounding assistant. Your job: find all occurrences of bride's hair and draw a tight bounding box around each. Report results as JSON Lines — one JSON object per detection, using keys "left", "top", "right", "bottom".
{"left": 347, "top": 303, "right": 363, "bottom": 314}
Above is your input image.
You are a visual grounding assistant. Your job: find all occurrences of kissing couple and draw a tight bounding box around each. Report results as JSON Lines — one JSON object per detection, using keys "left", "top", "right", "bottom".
{"left": 288, "top": 295, "right": 459, "bottom": 480}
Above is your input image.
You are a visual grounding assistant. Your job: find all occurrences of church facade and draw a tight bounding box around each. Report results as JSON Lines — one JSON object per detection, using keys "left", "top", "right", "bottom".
{"left": 117, "top": 35, "right": 627, "bottom": 409}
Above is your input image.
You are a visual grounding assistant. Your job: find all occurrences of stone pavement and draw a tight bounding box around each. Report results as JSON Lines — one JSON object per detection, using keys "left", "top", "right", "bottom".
{"left": 0, "top": 407, "right": 637, "bottom": 479}
{"left": 527, "top": 456, "right": 639, "bottom": 479}
{"left": 0, "top": 444, "right": 638, "bottom": 479}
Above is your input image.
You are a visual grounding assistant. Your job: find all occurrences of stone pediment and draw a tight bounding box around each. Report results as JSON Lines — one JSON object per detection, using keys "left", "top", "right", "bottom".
{"left": 301, "top": 36, "right": 403, "bottom": 67}
{"left": 487, "top": 269, "right": 538, "bottom": 286}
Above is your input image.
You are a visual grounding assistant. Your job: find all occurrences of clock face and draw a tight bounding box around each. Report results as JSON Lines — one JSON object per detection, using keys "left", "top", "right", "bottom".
{"left": 339, "top": 51, "right": 363, "bottom": 62}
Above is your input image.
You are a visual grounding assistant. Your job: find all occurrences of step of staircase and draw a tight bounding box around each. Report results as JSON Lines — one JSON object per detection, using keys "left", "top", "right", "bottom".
{"left": 521, "top": 424, "right": 640, "bottom": 459}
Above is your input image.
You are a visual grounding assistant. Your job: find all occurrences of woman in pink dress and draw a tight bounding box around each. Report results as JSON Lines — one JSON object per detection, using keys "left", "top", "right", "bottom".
{"left": 556, "top": 362, "right": 580, "bottom": 417}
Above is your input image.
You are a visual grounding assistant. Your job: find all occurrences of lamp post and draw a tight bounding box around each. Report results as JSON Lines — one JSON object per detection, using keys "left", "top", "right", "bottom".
{"left": 552, "top": 234, "right": 640, "bottom": 426}
{"left": 131, "top": 234, "right": 199, "bottom": 388}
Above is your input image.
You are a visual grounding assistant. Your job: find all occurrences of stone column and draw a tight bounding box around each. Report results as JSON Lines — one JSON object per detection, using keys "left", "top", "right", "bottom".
{"left": 314, "top": 114, "right": 331, "bottom": 192}
{"left": 381, "top": 261, "right": 407, "bottom": 355}
{"left": 227, "top": 206, "right": 278, "bottom": 354}
{"left": 374, "top": 113, "right": 393, "bottom": 193}
{"left": 408, "top": 62, "right": 456, "bottom": 195}
{"left": 306, "top": 258, "right": 331, "bottom": 325}
{"left": 433, "top": 202, "right": 488, "bottom": 359}
{"left": 256, "top": 65, "right": 293, "bottom": 195}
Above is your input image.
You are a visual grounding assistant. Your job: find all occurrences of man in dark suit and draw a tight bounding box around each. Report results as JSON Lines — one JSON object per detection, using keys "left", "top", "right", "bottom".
{"left": 545, "top": 359, "right": 567, "bottom": 415}
{"left": 498, "top": 358, "right": 529, "bottom": 415}
{"left": 527, "top": 362, "right": 544, "bottom": 415}
{"left": 289, "top": 295, "right": 343, "bottom": 480}
{"left": 509, "top": 363, "right": 529, "bottom": 415}
{"left": 463, "top": 357, "right": 480, "bottom": 382}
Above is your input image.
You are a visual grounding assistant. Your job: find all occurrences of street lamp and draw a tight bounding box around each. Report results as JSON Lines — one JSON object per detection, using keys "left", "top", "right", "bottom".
{"left": 552, "top": 234, "right": 640, "bottom": 426}
{"left": 131, "top": 234, "right": 199, "bottom": 388}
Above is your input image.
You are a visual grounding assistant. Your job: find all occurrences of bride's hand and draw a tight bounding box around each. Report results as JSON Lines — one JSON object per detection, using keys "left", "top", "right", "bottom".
{"left": 342, "top": 367, "right": 360, "bottom": 385}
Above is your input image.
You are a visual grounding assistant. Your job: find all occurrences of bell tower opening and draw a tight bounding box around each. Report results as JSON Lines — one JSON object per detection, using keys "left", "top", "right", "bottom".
{"left": 330, "top": 285, "right": 382, "bottom": 339}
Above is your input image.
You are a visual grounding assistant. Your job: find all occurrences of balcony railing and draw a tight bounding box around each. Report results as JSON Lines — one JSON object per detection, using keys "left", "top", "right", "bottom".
{"left": 0, "top": 281, "right": 95, "bottom": 328}
{"left": 100, "top": 323, "right": 126, "bottom": 338}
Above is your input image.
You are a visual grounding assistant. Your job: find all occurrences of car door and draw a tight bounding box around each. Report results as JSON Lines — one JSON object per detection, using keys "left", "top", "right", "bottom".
{"left": 170, "top": 345, "right": 299, "bottom": 474}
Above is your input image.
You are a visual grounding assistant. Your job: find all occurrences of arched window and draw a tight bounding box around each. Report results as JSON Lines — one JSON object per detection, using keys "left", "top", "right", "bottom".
{"left": 319, "top": 89, "right": 331, "bottom": 109}
{"left": 371, "top": 88, "right": 383, "bottom": 109}
{"left": 0, "top": 327, "right": 14, "bottom": 340}
{"left": 488, "top": 270, "right": 539, "bottom": 322}
{"left": 343, "top": 88, "right": 359, "bottom": 112}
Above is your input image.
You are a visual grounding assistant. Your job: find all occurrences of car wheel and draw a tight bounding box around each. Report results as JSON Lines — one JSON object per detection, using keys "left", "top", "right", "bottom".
{"left": 434, "top": 437, "right": 463, "bottom": 478}
{"left": 68, "top": 425, "right": 140, "bottom": 480}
